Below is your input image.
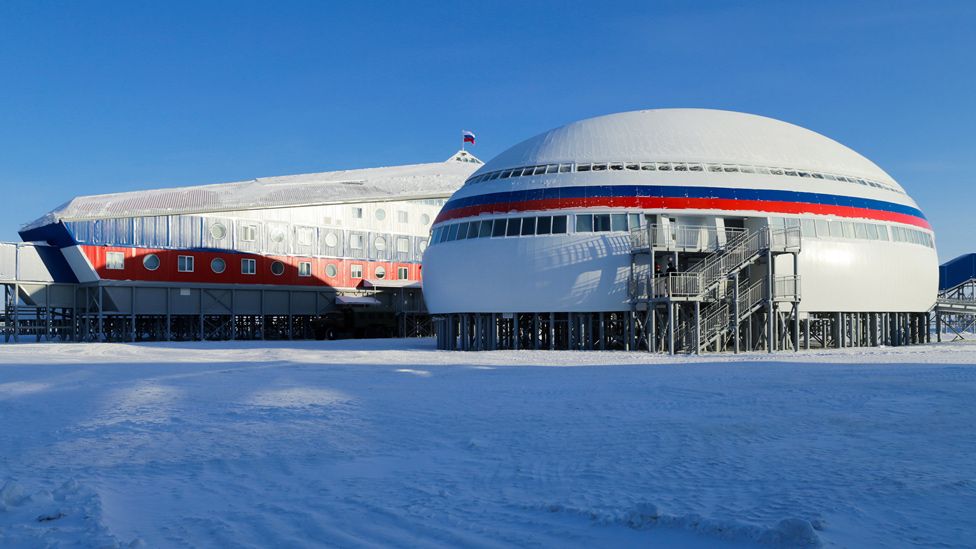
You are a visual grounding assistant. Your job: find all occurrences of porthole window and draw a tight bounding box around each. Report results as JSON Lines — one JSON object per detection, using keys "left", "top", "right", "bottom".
{"left": 418, "top": 240, "right": 428, "bottom": 253}
{"left": 269, "top": 228, "right": 286, "bottom": 243}
{"left": 211, "top": 258, "right": 226, "bottom": 274}
{"left": 271, "top": 261, "right": 285, "bottom": 276}
{"left": 374, "top": 236, "right": 387, "bottom": 251}
{"left": 324, "top": 232, "right": 339, "bottom": 247}
{"left": 421, "top": 213, "right": 431, "bottom": 225}
{"left": 375, "top": 208, "right": 386, "bottom": 221}
{"left": 209, "top": 223, "right": 227, "bottom": 240}
{"left": 143, "top": 253, "right": 160, "bottom": 271}
{"left": 325, "top": 264, "right": 338, "bottom": 278}
{"left": 375, "top": 266, "right": 386, "bottom": 279}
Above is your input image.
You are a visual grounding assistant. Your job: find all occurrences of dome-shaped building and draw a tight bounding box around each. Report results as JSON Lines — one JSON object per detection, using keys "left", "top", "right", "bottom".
{"left": 423, "top": 109, "right": 937, "bottom": 352}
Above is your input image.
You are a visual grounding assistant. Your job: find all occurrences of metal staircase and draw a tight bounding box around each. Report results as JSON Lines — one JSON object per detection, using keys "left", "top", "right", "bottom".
{"left": 630, "top": 221, "right": 802, "bottom": 354}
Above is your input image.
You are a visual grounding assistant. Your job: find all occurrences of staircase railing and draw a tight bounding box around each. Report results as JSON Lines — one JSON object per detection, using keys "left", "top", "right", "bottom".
{"left": 630, "top": 224, "right": 747, "bottom": 253}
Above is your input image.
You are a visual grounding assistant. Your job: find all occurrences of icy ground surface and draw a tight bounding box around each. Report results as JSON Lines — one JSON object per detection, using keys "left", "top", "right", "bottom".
{"left": 1, "top": 339, "right": 975, "bottom": 548}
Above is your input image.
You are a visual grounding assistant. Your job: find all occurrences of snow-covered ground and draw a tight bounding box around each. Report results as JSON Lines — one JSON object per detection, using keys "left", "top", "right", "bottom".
{"left": 1, "top": 339, "right": 975, "bottom": 548}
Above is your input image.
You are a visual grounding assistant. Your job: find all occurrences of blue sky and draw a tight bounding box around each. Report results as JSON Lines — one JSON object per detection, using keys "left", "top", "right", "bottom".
{"left": 1, "top": 1, "right": 973, "bottom": 260}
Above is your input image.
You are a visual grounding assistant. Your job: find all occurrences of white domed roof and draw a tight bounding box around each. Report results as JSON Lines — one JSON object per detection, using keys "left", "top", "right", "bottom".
{"left": 479, "top": 109, "right": 899, "bottom": 188}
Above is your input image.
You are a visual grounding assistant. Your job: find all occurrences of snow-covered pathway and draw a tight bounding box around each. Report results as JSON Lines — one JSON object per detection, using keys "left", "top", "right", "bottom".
{"left": 1, "top": 339, "right": 975, "bottom": 547}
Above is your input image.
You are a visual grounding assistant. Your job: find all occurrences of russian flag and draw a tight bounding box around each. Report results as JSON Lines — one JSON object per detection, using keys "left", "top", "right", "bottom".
{"left": 462, "top": 130, "right": 476, "bottom": 144}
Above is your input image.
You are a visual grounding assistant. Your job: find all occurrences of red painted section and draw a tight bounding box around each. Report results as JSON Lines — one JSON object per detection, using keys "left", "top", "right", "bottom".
{"left": 81, "top": 246, "right": 422, "bottom": 288}
{"left": 434, "top": 197, "right": 933, "bottom": 229}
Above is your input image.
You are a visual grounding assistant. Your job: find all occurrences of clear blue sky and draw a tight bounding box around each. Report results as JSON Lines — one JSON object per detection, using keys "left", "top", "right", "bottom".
{"left": 1, "top": 1, "right": 973, "bottom": 260}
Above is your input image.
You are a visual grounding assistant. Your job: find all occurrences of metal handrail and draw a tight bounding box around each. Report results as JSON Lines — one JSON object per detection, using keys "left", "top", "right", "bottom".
{"left": 652, "top": 272, "right": 702, "bottom": 298}
{"left": 736, "top": 278, "right": 767, "bottom": 316}
{"left": 773, "top": 275, "right": 801, "bottom": 301}
{"left": 630, "top": 224, "right": 747, "bottom": 252}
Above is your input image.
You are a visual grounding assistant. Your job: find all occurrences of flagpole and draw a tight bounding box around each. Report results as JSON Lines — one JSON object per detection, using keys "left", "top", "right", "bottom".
{"left": 461, "top": 130, "right": 465, "bottom": 152}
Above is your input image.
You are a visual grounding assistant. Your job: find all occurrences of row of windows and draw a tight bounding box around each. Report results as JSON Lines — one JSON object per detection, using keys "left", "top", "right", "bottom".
{"left": 348, "top": 207, "right": 431, "bottom": 225}
{"left": 109, "top": 252, "right": 409, "bottom": 280}
{"left": 463, "top": 161, "right": 904, "bottom": 195}
{"left": 770, "top": 217, "right": 935, "bottom": 248}
{"left": 430, "top": 212, "right": 935, "bottom": 250}
{"left": 430, "top": 212, "right": 650, "bottom": 246}
{"left": 430, "top": 215, "right": 570, "bottom": 244}
{"left": 68, "top": 216, "right": 430, "bottom": 262}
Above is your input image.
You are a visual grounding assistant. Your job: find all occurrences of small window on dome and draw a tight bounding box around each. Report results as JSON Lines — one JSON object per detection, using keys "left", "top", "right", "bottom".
{"left": 723, "top": 165, "right": 738, "bottom": 173}
{"left": 673, "top": 163, "right": 688, "bottom": 171}
{"left": 545, "top": 164, "right": 559, "bottom": 174}
{"left": 577, "top": 164, "right": 592, "bottom": 172}
{"left": 739, "top": 166, "right": 755, "bottom": 174}
{"left": 532, "top": 165, "right": 546, "bottom": 175}
{"left": 592, "top": 163, "right": 608, "bottom": 171}
{"left": 811, "top": 173, "right": 825, "bottom": 179}
{"left": 784, "top": 170, "right": 798, "bottom": 176}
{"left": 688, "top": 163, "right": 704, "bottom": 172}
{"left": 625, "top": 163, "right": 639, "bottom": 171}
{"left": 610, "top": 163, "right": 624, "bottom": 171}
{"left": 708, "top": 164, "right": 723, "bottom": 172}
{"left": 641, "top": 163, "right": 657, "bottom": 171}
{"left": 658, "top": 163, "right": 672, "bottom": 171}
{"left": 558, "top": 164, "right": 572, "bottom": 173}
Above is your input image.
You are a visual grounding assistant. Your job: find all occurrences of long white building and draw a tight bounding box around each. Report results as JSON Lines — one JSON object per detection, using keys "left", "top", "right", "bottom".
{"left": 423, "top": 109, "right": 937, "bottom": 352}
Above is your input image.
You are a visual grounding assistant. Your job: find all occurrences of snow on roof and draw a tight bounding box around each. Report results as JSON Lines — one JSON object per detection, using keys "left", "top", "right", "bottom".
{"left": 477, "top": 109, "right": 901, "bottom": 189}
{"left": 24, "top": 152, "right": 482, "bottom": 230}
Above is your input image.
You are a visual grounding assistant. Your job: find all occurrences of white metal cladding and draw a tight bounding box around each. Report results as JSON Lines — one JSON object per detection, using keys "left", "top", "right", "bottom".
{"left": 475, "top": 108, "right": 901, "bottom": 190}
{"left": 423, "top": 109, "right": 938, "bottom": 315}
{"left": 24, "top": 156, "right": 480, "bottom": 230}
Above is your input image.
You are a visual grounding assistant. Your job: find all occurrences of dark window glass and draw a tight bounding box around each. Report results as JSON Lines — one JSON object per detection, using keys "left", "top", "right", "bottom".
{"left": 611, "top": 213, "right": 628, "bottom": 232}
{"left": 479, "top": 220, "right": 492, "bottom": 237}
{"left": 628, "top": 213, "right": 641, "bottom": 229}
{"left": 492, "top": 219, "right": 507, "bottom": 237}
{"left": 447, "top": 223, "right": 460, "bottom": 241}
{"left": 576, "top": 214, "right": 593, "bottom": 232}
{"left": 521, "top": 217, "right": 536, "bottom": 236}
{"left": 466, "top": 222, "right": 480, "bottom": 239}
{"left": 506, "top": 218, "right": 521, "bottom": 236}
{"left": 552, "top": 216, "right": 568, "bottom": 234}
{"left": 594, "top": 214, "right": 612, "bottom": 232}
{"left": 536, "top": 216, "right": 552, "bottom": 235}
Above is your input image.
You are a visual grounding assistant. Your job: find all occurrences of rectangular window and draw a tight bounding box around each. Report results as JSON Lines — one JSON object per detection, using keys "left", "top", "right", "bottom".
{"left": 506, "top": 218, "right": 521, "bottom": 236}
{"left": 576, "top": 214, "right": 593, "bottom": 232}
{"left": 397, "top": 237, "right": 410, "bottom": 253}
{"left": 841, "top": 222, "right": 855, "bottom": 239}
{"left": 298, "top": 261, "right": 312, "bottom": 277}
{"left": 520, "top": 217, "right": 536, "bottom": 236}
{"left": 611, "top": 213, "right": 628, "bottom": 232}
{"left": 350, "top": 234, "right": 364, "bottom": 249}
{"left": 865, "top": 223, "right": 879, "bottom": 240}
{"left": 447, "top": 223, "right": 460, "bottom": 241}
{"left": 466, "top": 222, "right": 480, "bottom": 239}
{"left": 351, "top": 207, "right": 363, "bottom": 219}
{"left": 594, "top": 214, "right": 612, "bottom": 232}
{"left": 351, "top": 264, "right": 363, "bottom": 278}
{"left": 854, "top": 223, "right": 868, "bottom": 239}
{"left": 552, "top": 215, "right": 568, "bottom": 234}
{"left": 397, "top": 267, "right": 409, "bottom": 280}
{"left": 178, "top": 255, "right": 194, "bottom": 273}
{"left": 455, "top": 222, "right": 469, "bottom": 240}
{"left": 398, "top": 211, "right": 409, "bottom": 223}
{"left": 628, "top": 213, "right": 642, "bottom": 229}
{"left": 297, "top": 227, "right": 314, "bottom": 246}
{"left": 241, "top": 258, "right": 256, "bottom": 275}
{"left": 800, "top": 219, "right": 816, "bottom": 238}
{"left": 492, "top": 218, "right": 507, "bottom": 237}
{"left": 536, "top": 216, "right": 552, "bottom": 235}
{"left": 828, "top": 220, "right": 843, "bottom": 238}
{"left": 106, "top": 251, "right": 125, "bottom": 270}
{"left": 479, "top": 220, "right": 493, "bottom": 238}
{"left": 815, "top": 219, "right": 829, "bottom": 237}
{"left": 242, "top": 225, "right": 257, "bottom": 242}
